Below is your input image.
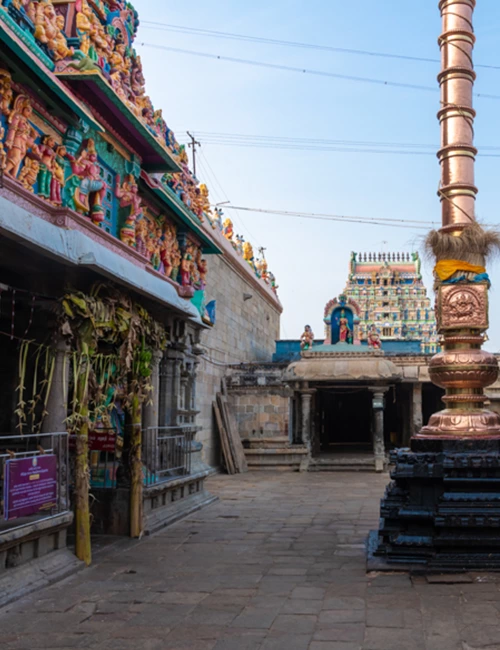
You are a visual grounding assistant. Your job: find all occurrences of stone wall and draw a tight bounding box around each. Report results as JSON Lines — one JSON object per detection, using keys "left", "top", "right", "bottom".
{"left": 226, "top": 365, "right": 290, "bottom": 441}
{"left": 196, "top": 254, "right": 282, "bottom": 466}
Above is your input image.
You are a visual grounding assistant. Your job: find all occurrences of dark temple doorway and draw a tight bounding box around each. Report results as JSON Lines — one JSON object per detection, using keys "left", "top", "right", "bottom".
{"left": 315, "top": 387, "right": 373, "bottom": 455}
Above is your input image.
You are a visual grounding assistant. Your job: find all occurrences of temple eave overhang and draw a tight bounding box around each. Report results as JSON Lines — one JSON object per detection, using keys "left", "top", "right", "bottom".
{"left": 0, "top": 193, "right": 204, "bottom": 324}
{"left": 56, "top": 70, "right": 181, "bottom": 174}
{"left": 140, "top": 171, "right": 222, "bottom": 256}
{"left": 0, "top": 19, "right": 102, "bottom": 133}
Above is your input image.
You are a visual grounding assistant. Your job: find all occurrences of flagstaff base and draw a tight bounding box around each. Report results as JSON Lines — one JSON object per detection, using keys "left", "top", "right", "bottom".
{"left": 368, "top": 438, "right": 500, "bottom": 572}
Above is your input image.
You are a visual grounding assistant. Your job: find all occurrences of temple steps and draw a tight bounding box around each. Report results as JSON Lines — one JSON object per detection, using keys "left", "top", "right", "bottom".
{"left": 309, "top": 454, "right": 377, "bottom": 472}
{"left": 243, "top": 437, "right": 308, "bottom": 471}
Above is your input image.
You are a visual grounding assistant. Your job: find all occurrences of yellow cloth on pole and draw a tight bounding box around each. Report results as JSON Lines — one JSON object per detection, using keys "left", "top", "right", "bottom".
{"left": 434, "top": 259, "right": 486, "bottom": 281}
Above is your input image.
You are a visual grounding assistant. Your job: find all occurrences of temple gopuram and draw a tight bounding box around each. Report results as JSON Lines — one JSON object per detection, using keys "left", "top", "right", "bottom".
{"left": 0, "top": 0, "right": 281, "bottom": 604}
{"left": 339, "top": 251, "right": 438, "bottom": 354}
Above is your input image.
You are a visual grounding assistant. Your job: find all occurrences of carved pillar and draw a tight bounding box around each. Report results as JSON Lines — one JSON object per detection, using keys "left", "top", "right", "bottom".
{"left": 369, "top": 387, "right": 389, "bottom": 472}
{"left": 42, "top": 332, "right": 70, "bottom": 511}
{"left": 143, "top": 349, "right": 163, "bottom": 431}
{"left": 41, "top": 333, "right": 70, "bottom": 434}
{"left": 159, "top": 348, "right": 184, "bottom": 427}
{"left": 412, "top": 383, "right": 423, "bottom": 437}
{"left": 300, "top": 387, "right": 315, "bottom": 455}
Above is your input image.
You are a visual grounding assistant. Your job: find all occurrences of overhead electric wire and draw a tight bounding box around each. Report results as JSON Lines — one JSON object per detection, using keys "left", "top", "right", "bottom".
{"left": 179, "top": 132, "right": 500, "bottom": 157}
{"left": 214, "top": 205, "right": 438, "bottom": 230}
{"left": 140, "top": 21, "right": 500, "bottom": 71}
{"left": 139, "top": 43, "right": 441, "bottom": 95}
{"left": 139, "top": 43, "right": 500, "bottom": 100}
{"left": 196, "top": 149, "right": 261, "bottom": 246}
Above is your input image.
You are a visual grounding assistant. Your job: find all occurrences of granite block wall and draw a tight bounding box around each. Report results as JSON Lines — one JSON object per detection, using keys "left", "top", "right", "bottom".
{"left": 227, "top": 389, "right": 290, "bottom": 441}
{"left": 196, "top": 254, "right": 281, "bottom": 467}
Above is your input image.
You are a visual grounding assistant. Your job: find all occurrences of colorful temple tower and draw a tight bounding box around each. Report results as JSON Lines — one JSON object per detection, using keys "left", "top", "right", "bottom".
{"left": 330, "top": 251, "right": 439, "bottom": 354}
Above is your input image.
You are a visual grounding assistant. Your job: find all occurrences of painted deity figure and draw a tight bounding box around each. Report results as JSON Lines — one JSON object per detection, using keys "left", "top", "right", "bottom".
{"left": 0, "top": 69, "right": 13, "bottom": 116}
{"left": 50, "top": 145, "right": 67, "bottom": 205}
{"left": 66, "top": 138, "right": 106, "bottom": 224}
{"left": 368, "top": 325, "right": 382, "bottom": 350}
{"left": 198, "top": 256, "right": 208, "bottom": 290}
{"left": 76, "top": 0, "right": 92, "bottom": 55}
{"left": 180, "top": 252, "right": 192, "bottom": 287}
{"left": 210, "top": 207, "right": 223, "bottom": 230}
{"left": 242, "top": 241, "right": 253, "bottom": 264}
{"left": 336, "top": 310, "right": 350, "bottom": 344}
{"left": 34, "top": 1, "right": 73, "bottom": 61}
{"left": 235, "top": 234, "right": 244, "bottom": 256}
{"left": 18, "top": 157, "right": 39, "bottom": 191}
{"left": 135, "top": 216, "right": 148, "bottom": 257}
{"left": 257, "top": 257, "right": 270, "bottom": 283}
{"left": 300, "top": 325, "right": 314, "bottom": 351}
{"left": 4, "top": 95, "right": 37, "bottom": 179}
{"left": 115, "top": 174, "right": 143, "bottom": 246}
{"left": 198, "top": 183, "right": 211, "bottom": 218}
{"left": 160, "top": 223, "right": 178, "bottom": 278}
{"left": 222, "top": 218, "right": 234, "bottom": 240}
{"left": 36, "top": 134, "right": 57, "bottom": 199}
{"left": 0, "top": 124, "right": 6, "bottom": 171}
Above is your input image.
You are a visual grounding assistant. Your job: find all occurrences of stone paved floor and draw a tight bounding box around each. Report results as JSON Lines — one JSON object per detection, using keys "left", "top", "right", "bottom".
{"left": 2, "top": 472, "right": 500, "bottom": 649}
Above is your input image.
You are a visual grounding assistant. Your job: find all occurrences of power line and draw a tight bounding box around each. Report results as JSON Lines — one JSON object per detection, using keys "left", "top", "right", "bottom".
{"left": 197, "top": 149, "right": 261, "bottom": 246}
{"left": 186, "top": 132, "right": 500, "bottom": 151}
{"left": 179, "top": 133, "right": 500, "bottom": 157}
{"left": 216, "top": 205, "right": 438, "bottom": 230}
{"left": 140, "top": 21, "right": 500, "bottom": 71}
{"left": 139, "top": 43, "right": 500, "bottom": 100}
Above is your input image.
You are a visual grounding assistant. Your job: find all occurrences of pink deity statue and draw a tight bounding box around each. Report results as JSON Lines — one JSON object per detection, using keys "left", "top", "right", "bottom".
{"left": 368, "top": 325, "right": 382, "bottom": 350}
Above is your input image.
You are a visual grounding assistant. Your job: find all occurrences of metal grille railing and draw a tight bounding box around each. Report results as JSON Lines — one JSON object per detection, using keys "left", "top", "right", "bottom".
{"left": 142, "top": 427, "right": 192, "bottom": 486}
{"left": 0, "top": 432, "right": 69, "bottom": 534}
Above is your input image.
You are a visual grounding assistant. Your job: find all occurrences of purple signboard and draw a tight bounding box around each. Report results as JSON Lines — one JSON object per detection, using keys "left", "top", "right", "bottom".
{"left": 4, "top": 455, "right": 57, "bottom": 520}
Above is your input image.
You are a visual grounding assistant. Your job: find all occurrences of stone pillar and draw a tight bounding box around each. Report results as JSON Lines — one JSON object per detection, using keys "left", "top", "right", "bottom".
{"left": 41, "top": 333, "right": 70, "bottom": 511}
{"left": 412, "top": 382, "right": 423, "bottom": 437}
{"left": 159, "top": 349, "right": 184, "bottom": 427}
{"left": 369, "top": 387, "right": 389, "bottom": 472}
{"left": 300, "top": 388, "right": 315, "bottom": 455}
{"left": 143, "top": 349, "right": 163, "bottom": 472}
{"left": 42, "top": 334, "right": 70, "bottom": 434}
{"left": 143, "top": 349, "right": 163, "bottom": 431}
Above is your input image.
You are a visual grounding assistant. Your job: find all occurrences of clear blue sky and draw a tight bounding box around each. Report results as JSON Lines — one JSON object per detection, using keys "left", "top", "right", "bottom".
{"left": 134, "top": 0, "right": 500, "bottom": 350}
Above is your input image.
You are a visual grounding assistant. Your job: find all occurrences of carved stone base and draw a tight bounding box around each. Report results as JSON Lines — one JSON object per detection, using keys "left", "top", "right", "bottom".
{"left": 368, "top": 439, "right": 500, "bottom": 571}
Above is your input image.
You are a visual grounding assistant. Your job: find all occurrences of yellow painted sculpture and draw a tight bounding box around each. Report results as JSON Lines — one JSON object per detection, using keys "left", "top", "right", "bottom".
{"left": 243, "top": 241, "right": 254, "bottom": 264}
{"left": 75, "top": 0, "right": 92, "bottom": 55}
{"left": 18, "top": 157, "right": 40, "bottom": 191}
{"left": 34, "top": 1, "right": 73, "bottom": 61}
{"left": 222, "top": 218, "right": 233, "bottom": 240}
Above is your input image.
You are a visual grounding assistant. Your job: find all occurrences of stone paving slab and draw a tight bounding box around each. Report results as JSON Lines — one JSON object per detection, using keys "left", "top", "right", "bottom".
{"left": 3, "top": 472, "right": 500, "bottom": 649}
